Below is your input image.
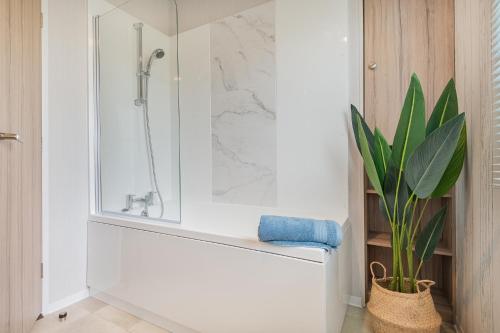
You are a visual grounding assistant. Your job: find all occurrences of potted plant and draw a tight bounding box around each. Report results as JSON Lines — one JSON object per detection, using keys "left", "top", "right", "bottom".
{"left": 351, "top": 73, "right": 466, "bottom": 333}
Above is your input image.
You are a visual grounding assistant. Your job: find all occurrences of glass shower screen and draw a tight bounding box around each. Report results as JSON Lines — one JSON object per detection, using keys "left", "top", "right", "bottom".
{"left": 93, "top": 0, "right": 180, "bottom": 222}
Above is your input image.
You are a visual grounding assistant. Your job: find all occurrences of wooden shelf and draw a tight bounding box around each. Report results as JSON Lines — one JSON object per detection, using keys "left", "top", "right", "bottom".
{"left": 367, "top": 232, "right": 453, "bottom": 256}
{"left": 365, "top": 188, "right": 452, "bottom": 198}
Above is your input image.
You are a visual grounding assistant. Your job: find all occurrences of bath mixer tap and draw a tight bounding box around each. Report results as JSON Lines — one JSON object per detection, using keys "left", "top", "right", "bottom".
{"left": 122, "top": 192, "right": 155, "bottom": 215}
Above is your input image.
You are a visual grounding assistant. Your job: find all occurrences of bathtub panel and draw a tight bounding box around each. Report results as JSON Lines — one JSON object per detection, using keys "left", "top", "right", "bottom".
{"left": 88, "top": 221, "right": 330, "bottom": 333}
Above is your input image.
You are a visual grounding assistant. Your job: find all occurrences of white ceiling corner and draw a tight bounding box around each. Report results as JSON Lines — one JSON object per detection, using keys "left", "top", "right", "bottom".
{"left": 105, "top": 0, "right": 272, "bottom": 36}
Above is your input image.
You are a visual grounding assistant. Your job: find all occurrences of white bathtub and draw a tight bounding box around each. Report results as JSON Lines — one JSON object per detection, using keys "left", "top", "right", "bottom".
{"left": 87, "top": 216, "right": 352, "bottom": 333}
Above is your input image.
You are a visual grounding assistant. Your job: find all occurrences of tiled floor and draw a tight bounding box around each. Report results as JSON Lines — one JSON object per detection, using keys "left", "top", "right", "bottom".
{"left": 340, "top": 306, "right": 457, "bottom": 333}
{"left": 340, "top": 306, "right": 371, "bottom": 333}
{"left": 32, "top": 298, "right": 455, "bottom": 333}
{"left": 31, "top": 298, "right": 170, "bottom": 333}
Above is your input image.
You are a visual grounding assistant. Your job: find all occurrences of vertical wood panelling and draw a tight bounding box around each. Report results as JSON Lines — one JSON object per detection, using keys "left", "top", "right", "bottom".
{"left": 0, "top": 0, "right": 11, "bottom": 331}
{"left": 0, "top": 0, "right": 42, "bottom": 332}
{"left": 9, "top": 0, "right": 25, "bottom": 331}
{"left": 493, "top": 189, "right": 500, "bottom": 333}
{"left": 23, "top": 0, "right": 43, "bottom": 329}
{"left": 454, "top": 0, "right": 494, "bottom": 331}
{"left": 364, "top": 0, "right": 454, "bottom": 138}
{"left": 364, "top": 0, "right": 401, "bottom": 139}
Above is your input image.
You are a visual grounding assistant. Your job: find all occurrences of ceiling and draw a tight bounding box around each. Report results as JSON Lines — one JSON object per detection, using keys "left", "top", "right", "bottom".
{"left": 106, "top": 0, "right": 272, "bottom": 36}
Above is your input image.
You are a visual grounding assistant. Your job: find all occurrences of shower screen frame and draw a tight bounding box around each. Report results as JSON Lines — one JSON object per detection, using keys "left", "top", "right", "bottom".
{"left": 90, "top": 13, "right": 181, "bottom": 224}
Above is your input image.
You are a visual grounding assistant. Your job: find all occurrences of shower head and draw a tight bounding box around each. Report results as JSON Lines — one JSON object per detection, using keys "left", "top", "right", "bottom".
{"left": 145, "top": 48, "right": 166, "bottom": 74}
{"left": 154, "top": 49, "right": 165, "bottom": 59}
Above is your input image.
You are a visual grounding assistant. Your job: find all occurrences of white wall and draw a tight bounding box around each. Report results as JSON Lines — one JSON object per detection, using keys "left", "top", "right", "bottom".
{"left": 87, "top": 0, "right": 349, "bottom": 239}
{"left": 43, "top": 0, "right": 89, "bottom": 312}
{"left": 347, "top": 0, "right": 365, "bottom": 306}
{"left": 210, "top": 2, "right": 278, "bottom": 206}
{"left": 179, "top": 0, "right": 349, "bottom": 239}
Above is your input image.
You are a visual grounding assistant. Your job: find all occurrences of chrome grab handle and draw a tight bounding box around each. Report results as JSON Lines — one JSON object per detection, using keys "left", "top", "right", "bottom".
{"left": 0, "top": 132, "right": 21, "bottom": 143}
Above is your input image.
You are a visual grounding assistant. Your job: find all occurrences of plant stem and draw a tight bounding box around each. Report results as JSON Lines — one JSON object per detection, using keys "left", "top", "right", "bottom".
{"left": 407, "top": 200, "right": 418, "bottom": 292}
{"left": 378, "top": 194, "right": 399, "bottom": 291}
{"left": 392, "top": 194, "right": 416, "bottom": 293}
{"left": 392, "top": 168, "right": 405, "bottom": 225}
{"left": 406, "top": 243, "right": 415, "bottom": 292}
{"left": 391, "top": 231, "right": 399, "bottom": 291}
{"left": 409, "top": 199, "right": 431, "bottom": 287}
{"left": 410, "top": 198, "right": 430, "bottom": 245}
{"left": 398, "top": 233, "right": 404, "bottom": 292}
{"left": 407, "top": 198, "right": 419, "bottom": 240}
{"left": 381, "top": 195, "right": 393, "bottom": 229}
{"left": 415, "top": 259, "right": 424, "bottom": 280}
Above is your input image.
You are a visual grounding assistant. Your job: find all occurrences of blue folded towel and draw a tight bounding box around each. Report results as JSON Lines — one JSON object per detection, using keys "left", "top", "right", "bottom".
{"left": 258, "top": 215, "right": 343, "bottom": 250}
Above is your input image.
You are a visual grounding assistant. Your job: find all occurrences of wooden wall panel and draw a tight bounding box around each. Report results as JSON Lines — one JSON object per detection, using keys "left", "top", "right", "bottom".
{"left": 364, "top": 0, "right": 455, "bottom": 138}
{"left": 0, "top": 0, "right": 42, "bottom": 332}
{"left": 22, "top": 0, "right": 43, "bottom": 329}
{"left": 0, "top": 0, "right": 11, "bottom": 331}
{"left": 454, "top": 0, "right": 494, "bottom": 331}
{"left": 493, "top": 189, "right": 500, "bottom": 332}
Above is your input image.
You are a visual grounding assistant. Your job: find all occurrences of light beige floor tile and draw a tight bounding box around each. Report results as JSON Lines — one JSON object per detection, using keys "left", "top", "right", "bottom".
{"left": 31, "top": 300, "right": 456, "bottom": 333}
{"left": 94, "top": 305, "right": 140, "bottom": 330}
{"left": 129, "top": 320, "right": 171, "bottom": 333}
{"left": 55, "top": 314, "right": 129, "bottom": 333}
{"left": 345, "top": 305, "right": 368, "bottom": 319}
{"left": 341, "top": 306, "right": 372, "bottom": 333}
{"left": 31, "top": 304, "right": 91, "bottom": 333}
{"left": 77, "top": 297, "right": 107, "bottom": 313}
{"left": 341, "top": 306, "right": 457, "bottom": 333}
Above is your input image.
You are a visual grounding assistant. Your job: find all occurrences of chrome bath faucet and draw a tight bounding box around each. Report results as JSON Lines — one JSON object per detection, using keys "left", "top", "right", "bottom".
{"left": 122, "top": 192, "right": 155, "bottom": 217}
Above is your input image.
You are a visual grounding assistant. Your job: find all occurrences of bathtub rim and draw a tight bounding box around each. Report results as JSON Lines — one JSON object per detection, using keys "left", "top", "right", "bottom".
{"left": 88, "top": 214, "right": 350, "bottom": 263}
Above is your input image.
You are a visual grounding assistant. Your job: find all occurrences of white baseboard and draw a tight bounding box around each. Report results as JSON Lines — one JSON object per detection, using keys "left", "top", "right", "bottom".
{"left": 43, "top": 288, "right": 90, "bottom": 315}
{"left": 347, "top": 295, "right": 363, "bottom": 308}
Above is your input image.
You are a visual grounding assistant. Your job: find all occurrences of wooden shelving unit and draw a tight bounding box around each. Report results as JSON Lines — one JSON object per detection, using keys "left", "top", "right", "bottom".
{"left": 365, "top": 189, "right": 452, "bottom": 198}
{"left": 366, "top": 232, "right": 453, "bottom": 257}
{"left": 364, "top": 187, "right": 456, "bottom": 322}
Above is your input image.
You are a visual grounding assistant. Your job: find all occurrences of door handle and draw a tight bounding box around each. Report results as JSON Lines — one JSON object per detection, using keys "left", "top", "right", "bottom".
{"left": 0, "top": 132, "right": 22, "bottom": 143}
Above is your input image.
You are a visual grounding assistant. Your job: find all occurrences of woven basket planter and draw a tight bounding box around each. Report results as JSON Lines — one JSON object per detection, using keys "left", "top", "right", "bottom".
{"left": 367, "top": 262, "right": 442, "bottom": 333}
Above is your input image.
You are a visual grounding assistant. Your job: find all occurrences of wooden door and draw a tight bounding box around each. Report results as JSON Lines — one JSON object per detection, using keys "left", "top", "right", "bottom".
{"left": 364, "top": 0, "right": 455, "bottom": 137}
{"left": 0, "top": 0, "right": 42, "bottom": 332}
{"left": 363, "top": 0, "right": 456, "bottom": 322}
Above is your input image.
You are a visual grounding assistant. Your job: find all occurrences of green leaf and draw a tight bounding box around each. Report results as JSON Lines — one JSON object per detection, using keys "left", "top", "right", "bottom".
{"left": 424, "top": 80, "right": 466, "bottom": 197}
{"left": 426, "top": 79, "right": 458, "bottom": 136}
{"left": 381, "top": 162, "right": 409, "bottom": 223}
{"left": 351, "top": 105, "right": 375, "bottom": 156}
{"left": 374, "top": 128, "right": 392, "bottom": 180}
{"left": 352, "top": 105, "right": 387, "bottom": 192}
{"left": 391, "top": 74, "right": 426, "bottom": 171}
{"left": 415, "top": 206, "right": 447, "bottom": 261}
{"left": 356, "top": 114, "right": 383, "bottom": 197}
{"left": 431, "top": 124, "right": 467, "bottom": 197}
{"left": 405, "top": 113, "right": 465, "bottom": 198}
